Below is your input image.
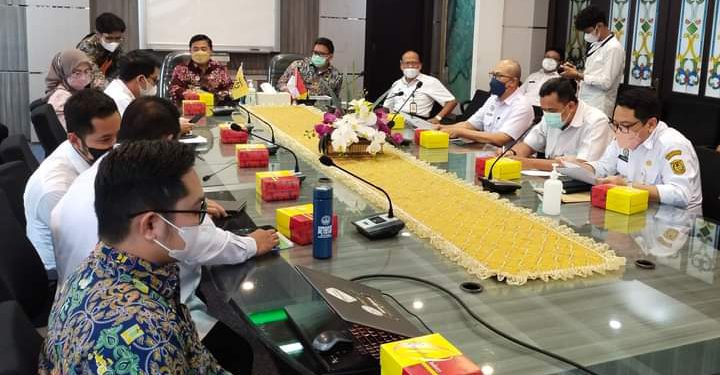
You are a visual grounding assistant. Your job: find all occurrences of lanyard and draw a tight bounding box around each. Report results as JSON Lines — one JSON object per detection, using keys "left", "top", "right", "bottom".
{"left": 587, "top": 33, "right": 614, "bottom": 58}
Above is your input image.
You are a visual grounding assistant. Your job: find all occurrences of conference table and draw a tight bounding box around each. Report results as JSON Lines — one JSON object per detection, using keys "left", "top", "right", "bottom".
{"left": 190, "top": 109, "right": 720, "bottom": 375}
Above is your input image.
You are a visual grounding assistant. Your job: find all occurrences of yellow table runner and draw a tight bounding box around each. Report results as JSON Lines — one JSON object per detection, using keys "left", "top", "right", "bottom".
{"left": 248, "top": 106, "right": 625, "bottom": 285}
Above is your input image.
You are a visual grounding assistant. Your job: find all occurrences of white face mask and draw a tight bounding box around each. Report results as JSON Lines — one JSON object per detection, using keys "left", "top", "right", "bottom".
{"left": 403, "top": 68, "right": 420, "bottom": 80}
{"left": 542, "top": 58, "right": 558, "bottom": 72}
{"left": 153, "top": 214, "right": 223, "bottom": 265}
{"left": 584, "top": 28, "right": 600, "bottom": 43}
{"left": 139, "top": 76, "right": 157, "bottom": 97}
{"left": 100, "top": 38, "right": 120, "bottom": 53}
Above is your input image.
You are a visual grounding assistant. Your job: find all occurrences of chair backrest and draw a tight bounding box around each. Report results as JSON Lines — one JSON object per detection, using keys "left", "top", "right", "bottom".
{"left": 695, "top": 146, "right": 720, "bottom": 221}
{"left": 158, "top": 51, "right": 191, "bottom": 99}
{"left": 0, "top": 300, "right": 43, "bottom": 374}
{"left": 267, "top": 53, "right": 305, "bottom": 88}
{"left": 0, "top": 189, "right": 50, "bottom": 326}
{"left": 29, "top": 97, "right": 46, "bottom": 113}
{"left": 0, "top": 134, "right": 40, "bottom": 172}
{"left": 458, "top": 89, "right": 491, "bottom": 122}
{"left": 0, "top": 122, "right": 8, "bottom": 146}
{"left": 30, "top": 104, "right": 67, "bottom": 157}
{"left": 0, "top": 161, "right": 32, "bottom": 227}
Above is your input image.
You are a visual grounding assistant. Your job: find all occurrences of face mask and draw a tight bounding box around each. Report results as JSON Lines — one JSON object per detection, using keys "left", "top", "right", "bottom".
{"left": 615, "top": 128, "right": 644, "bottom": 151}
{"left": 489, "top": 77, "right": 507, "bottom": 97}
{"left": 191, "top": 51, "right": 211, "bottom": 65}
{"left": 311, "top": 54, "right": 327, "bottom": 67}
{"left": 139, "top": 77, "right": 157, "bottom": 97}
{"left": 67, "top": 74, "right": 91, "bottom": 90}
{"left": 542, "top": 58, "right": 558, "bottom": 72}
{"left": 100, "top": 39, "right": 120, "bottom": 53}
{"left": 584, "top": 27, "right": 600, "bottom": 43}
{"left": 403, "top": 68, "right": 420, "bottom": 80}
{"left": 544, "top": 111, "right": 566, "bottom": 129}
{"left": 153, "top": 214, "right": 222, "bottom": 265}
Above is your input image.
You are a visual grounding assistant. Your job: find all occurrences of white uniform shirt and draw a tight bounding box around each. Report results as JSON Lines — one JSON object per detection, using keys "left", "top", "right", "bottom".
{"left": 524, "top": 100, "right": 612, "bottom": 160}
{"left": 580, "top": 34, "right": 626, "bottom": 117}
{"left": 103, "top": 79, "right": 135, "bottom": 116}
{"left": 23, "top": 140, "right": 90, "bottom": 270}
{"left": 466, "top": 89, "right": 534, "bottom": 142}
{"left": 383, "top": 74, "right": 455, "bottom": 118}
{"left": 51, "top": 159, "right": 258, "bottom": 338}
{"left": 520, "top": 70, "right": 560, "bottom": 106}
{"left": 587, "top": 121, "right": 702, "bottom": 209}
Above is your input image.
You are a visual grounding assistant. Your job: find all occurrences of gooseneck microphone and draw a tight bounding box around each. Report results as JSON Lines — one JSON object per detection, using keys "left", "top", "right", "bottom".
{"left": 387, "top": 81, "right": 423, "bottom": 128}
{"left": 318, "top": 155, "right": 404, "bottom": 239}
{"left": 236, "top": 104, "right": 279, "bottom": 155}
{"left": 231, "top": 123, "right": 302, "bottom": 176}
{"left": 481, "top": 117, "right": 542, "bottom": 194}
{"left": 202, "top": 160, "right": 236, "bottom": 182}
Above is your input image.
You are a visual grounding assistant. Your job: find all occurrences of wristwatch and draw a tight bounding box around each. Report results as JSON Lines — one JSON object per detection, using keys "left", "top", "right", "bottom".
{"left": 434, "top": 115, "right": 443, "bottom": 122}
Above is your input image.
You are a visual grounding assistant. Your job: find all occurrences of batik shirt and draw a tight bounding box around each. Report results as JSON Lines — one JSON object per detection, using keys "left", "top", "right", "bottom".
{"left": 76, "top": 33, "right": 124, "bottom": 90}
{"left": 38, "top": 245, "right": 231, "bottom": 374}
{"left": 169, "top": 60, "right": 233, "bottom": 104}
{"left": 277, "top": 57, "right": 344, "bottom": 98}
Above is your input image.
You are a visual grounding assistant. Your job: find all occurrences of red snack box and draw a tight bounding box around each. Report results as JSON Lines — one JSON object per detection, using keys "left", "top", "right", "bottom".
{"left": 183, "top": 91, "right": 200, "bottom": 100}
{"left": 220, "top": 124, "right": 249, "bottom": 144}
{"left": 236, "top": 144, "right": 269, "bottom": 168}
{"left": 591, "top": 183, "right": 617, "bottom": 209}
{"left": 289, "top": 214, "right": 338, "bottom": 246}
{"left": 475, "top": 156, "right": 494, "bottom": 178}
{"left": 260, "top": 176, "right": 300, "bottom": 202}
{"left": 182, "top": 100, "right": 206, "bottom": 116}
{"left": 414, "top": 129, "right": 428, "bottom": 144}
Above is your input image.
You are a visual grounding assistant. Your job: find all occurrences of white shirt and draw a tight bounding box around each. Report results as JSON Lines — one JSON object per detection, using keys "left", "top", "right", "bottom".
{"left": 524, "top": 100, "right": 612, "bottom": 160}
{"left": 587, "top": 121, "right": 702, "bottom": 209}
{"left": 520, "top": 70, "right": 560, "bottom": 106}
{"left": 383, "top": 74, "right": 455, "bottom": 118}
{"left": 104, "top": 79, "right": 135, "bottom": 116}
{"left": 24, "top": 140, "right": 90, "bottom": 270}
{"left": 580, "top": 34, "right": 626, "bottom": 117}
{"left": 466, "top": 89, "right": 534, "bottom": 142}
{"left": 51, "top": 160, "right": 258, "bottom": 338}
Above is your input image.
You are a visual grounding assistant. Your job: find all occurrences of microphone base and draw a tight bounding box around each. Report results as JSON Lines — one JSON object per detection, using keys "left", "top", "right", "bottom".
{"left": 266, "top": 142, "right": 279, "bottom": 156}
{"left": 480, "top": 178, "right": 522, "bottom": 194}
{"left": 294, "top": 172, "right": 306, "bottom": 184}
{"left": 352, "top": 213, "right": 405, "bottom": 240}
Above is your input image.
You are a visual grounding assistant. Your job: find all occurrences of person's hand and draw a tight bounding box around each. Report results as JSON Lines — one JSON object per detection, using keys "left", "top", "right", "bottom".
{"left": 598, "top": 175, "right": 628, "bottom": 186}
{"left": 249, "top": 229, "right": 279, "bottom": 255}
{"left": 559, "top": 63, "right": 580, "bottom": 80}
{"left": 430, "top": 117, "right": 441, "bottom": 125}
{"left": 206, "top": 199, "right": 228, "bottom": 218}
{"left": 179, "top": 117, "right": 193, "bottom": 135}
{"left": 443, "top": 127, "right": 465, "bottom": 138}
{"left": 431, "top": 123, "right": 443, "bottom": 130}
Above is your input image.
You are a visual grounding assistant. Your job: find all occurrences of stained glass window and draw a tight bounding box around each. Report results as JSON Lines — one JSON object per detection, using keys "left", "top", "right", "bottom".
{"left": 705, "top": 2, "right": 720, "bottom": 98}
{"left": 673, "top": 0, "right": 709, "bottom": 95}
{"left": 629, "top": 0, "right": 660, "bottom": 87}
{"left": 611, "top": 0, "right": 632, "bottom": 49}
{"left": 565, "top": 0, "right": 591, "bottom": 69}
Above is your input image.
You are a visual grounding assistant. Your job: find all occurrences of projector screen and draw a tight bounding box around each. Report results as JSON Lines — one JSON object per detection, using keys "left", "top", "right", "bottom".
{"left": 141, "top": 0, "right": 280, "bottom": 52}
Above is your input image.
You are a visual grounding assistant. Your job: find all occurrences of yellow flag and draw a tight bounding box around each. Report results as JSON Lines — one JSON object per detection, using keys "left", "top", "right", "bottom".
{"left": 231, "top": 64, "right": 249, "bottom": 100}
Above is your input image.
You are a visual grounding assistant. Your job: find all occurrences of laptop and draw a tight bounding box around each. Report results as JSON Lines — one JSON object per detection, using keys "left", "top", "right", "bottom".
{"left": 285, "top": 266, "right": 424, "bottom": 373}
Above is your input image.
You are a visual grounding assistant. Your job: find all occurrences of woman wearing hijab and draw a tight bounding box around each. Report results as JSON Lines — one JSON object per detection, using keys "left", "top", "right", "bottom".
{"left": 45, "top": 49, "right": 93, "bottom": 128}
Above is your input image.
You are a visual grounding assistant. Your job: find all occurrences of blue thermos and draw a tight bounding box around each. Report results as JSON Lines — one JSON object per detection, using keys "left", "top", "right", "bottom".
{"left": 313, "top": 182, "right": 334, "bottom": 259}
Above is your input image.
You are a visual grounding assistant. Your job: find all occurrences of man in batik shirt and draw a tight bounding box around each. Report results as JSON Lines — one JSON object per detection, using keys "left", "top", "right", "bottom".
{"left": 277, "top": 37, "right": 344, "bottom": 98}
{"left": 77, "top": 12, "right": 126, "bottom": 89}
{"left": 169, "top": 34, "right": 233, "bottom": 104}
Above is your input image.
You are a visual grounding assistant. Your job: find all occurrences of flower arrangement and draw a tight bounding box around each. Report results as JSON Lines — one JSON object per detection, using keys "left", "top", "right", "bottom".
{"left": 309, "top": 99, "right": 406, "bottom": 156}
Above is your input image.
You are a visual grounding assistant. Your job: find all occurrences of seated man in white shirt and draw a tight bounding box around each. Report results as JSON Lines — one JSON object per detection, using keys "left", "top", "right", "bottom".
{"left": 383, "top": 50, "right": 457, "bottom": 123}
{"left": 435, "top": 59, "right": 534, "bottom": 146}
{"left": 104, "top": 50, "right": 159, "bottom": 115}
{"left": 508, "top": 77, "right": 611, "bottom": 171}
{"left": 578, "top": 88, "right": 702, "bottom": 210}
{"left": 519, "top": 47, "right": 563, "bottom": 106}
{"left": 24, "top": 89, "right": 120, "bottom": 272}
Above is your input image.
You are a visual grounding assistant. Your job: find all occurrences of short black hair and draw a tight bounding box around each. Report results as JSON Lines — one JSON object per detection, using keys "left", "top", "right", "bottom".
{"left": 95, "top": 140, "right": 196, "bottom": 244}
{"left": 314, "top": 37, "right": 335, "bottom": 54}
{"left": 118, "top": 50, "right": 159, "bottom": 82}
{"left": 189, "top": 34, "right": 213, "bottom": 49}
{"left": 539, "top": 78, "right": 578, "bottom": 104}
{"left": 546, "top": 46, "right": 565, "bottom": 61}
{"left": 118, "top": 97, "right": 181, "bottom": 142}
{"left": 615, "top": 88, "right": 661, "bottom": 123}
{"left": 95, "top": 13, "right": 126, "bottom": 34}
{"left": 64, "top": 89, "right": 118, "bottom": 138}
{"left": 400, "top": 50, "right": 422, "bottom": 63}
{"left": 574, "top": 6, "right": 607, "bottom": 30}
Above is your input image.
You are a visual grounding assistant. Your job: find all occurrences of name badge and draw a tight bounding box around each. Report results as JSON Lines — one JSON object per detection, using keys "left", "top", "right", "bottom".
{"left": 618, "top": 149, "right": 629, "bottom": 163}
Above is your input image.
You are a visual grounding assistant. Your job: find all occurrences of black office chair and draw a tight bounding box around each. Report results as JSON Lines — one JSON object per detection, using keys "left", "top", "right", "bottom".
{"left": 695, "top": 146, "right": 720, "bottom": 221}
{"left": 456, "top": 89, "right": 491, "bottom": 122}
{"left": 0, "top": 134, "right": 40, "bottom": 172}
{"left": 0, "top": 122, "right": 8, "bottom": 147}
{"left": 268, "top": 53, "right": 304, "bottom": 88}
{"left": 0, "top": 300, "right": 43, "bottom": 374}
{"left": 0, "top": 161, "right": 32, "bottom": 227}
{"left": 29, "top": 97, "right": 46, "bottom": 113}
{"left": 30, "top": 104, "right": 67, "bottom": 157}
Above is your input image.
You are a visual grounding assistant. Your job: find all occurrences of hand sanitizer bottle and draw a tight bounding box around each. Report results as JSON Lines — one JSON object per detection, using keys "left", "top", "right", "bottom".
{"left": 543, "top": 163, "right": 562, "bottom": 215}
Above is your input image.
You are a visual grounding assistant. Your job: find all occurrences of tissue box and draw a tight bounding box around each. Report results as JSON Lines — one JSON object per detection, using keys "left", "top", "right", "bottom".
{"left": 236, "top": 144, "right": 269, "bottom": 168}
{"left": 197, "top": 91, "right": 214, "bottom": 117}
{"left": 482, "top": 158, "right": 521, "bottom": 180}
{"left": 414, "top": 129, "right": 428, "bottom": 144}
{"left": 606, "top": 186, "right": 649, "bottom": 215}
{"left": 380, "top": 333, "right": 482, "bottom": 375}
{"left": 389, "top": 113, "right": 405, "bottom": 129}
{"left": 419, "top": 131, "right": 449, "bottom": 149}
{"left": 220, "top": 123, "right": 249, "bottom": 144}
{"left": 259, "top": 175, "right": 300, "bottom": 202}
{"left": 418, "top": 148, "right": 448, "bottom": 163}
{"left": 182, "top": 100, "right": 206, "bottom": 117}
{"left": 276, "top": 204, "right": 313, "bottom": 237}
{"left": 289, "top": 213, "right": 338, "bottom": 245}
{"left": 256, "top": 170, "right": 294, "bottom": 192}
{"left": 604, "top": 210, "right": 647, "bottom": 234}
{"left": 475, "top": 156, "right": 494, "bottom": 178}
{"left": 591, "top": 184, "right": 617, "bottom": 209}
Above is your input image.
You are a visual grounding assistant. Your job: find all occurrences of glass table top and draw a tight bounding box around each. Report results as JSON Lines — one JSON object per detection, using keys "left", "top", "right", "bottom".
{"left": 193, "top": 111, "right": 720, "bottom": 375}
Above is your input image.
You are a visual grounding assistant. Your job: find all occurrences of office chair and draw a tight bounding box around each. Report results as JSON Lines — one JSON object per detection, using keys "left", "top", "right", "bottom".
{"left": 695, "top": 146, "right": 720, "bottom": 221}
{"left": 0, "top": 161, "right": 32, "bottom": 227}
{"left": 456, "top": 90, "right": 491, "bottom": 122}
{"left": 29, "top": 97, "right": 46, "bottom": 113}
{"left": 30, "top": 104, "right": 67, "bottom": 157}
{"left": 0, "top": 134, "right": 40, "bottom": 172}
{"left": 267, "top": 53, "right": 304, "bottom": 88}
{"left": 0, "top": 300, "right": 43, "bottom": 374}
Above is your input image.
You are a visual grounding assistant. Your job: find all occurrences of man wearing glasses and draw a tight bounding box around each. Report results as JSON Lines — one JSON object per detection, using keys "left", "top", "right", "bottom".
{"left": 580, "top": 88, "right": 702, "bottom": 210}
{"left": 77, "top": 12, "right": 127, "bottom": 89}
{"left": 277, "top": 37, "right": 343, "bottom": 98}
{"left": 104, "top": 50, "right": 160, "bottom": 115}
{"left": 434, "top": 59, "right": 534, "bottom": 146}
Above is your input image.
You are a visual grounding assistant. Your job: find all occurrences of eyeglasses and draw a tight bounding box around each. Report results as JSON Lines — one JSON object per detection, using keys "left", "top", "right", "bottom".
{"left": 312, "top": 50, "right": 331, "bottom": 57}
{"left": 128, "top": 198, "right": 208, "bottom": 226}
{"left": 488, "top": 72, "right": 516, "bottom": 81}
{"left": 70, "top": 69, "right": 92, "bottom": 78}
{"left": 608, "top": 119, "right": 643, "bottom": 134}
{"left": 400, "top": 61, "right": 421, "bottom": 67}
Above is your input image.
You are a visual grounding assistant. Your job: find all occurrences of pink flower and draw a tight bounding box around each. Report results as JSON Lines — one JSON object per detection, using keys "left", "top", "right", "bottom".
{"left": 374, "top": 109, "right": 388, "bottom": 121}
{"left": 314, "top": 123, "right": 334, "bottom": 136}
{"left": 376, "top": 120, "right": 390, "bottom": 135}
{"left": 323, "top": 112, "right": 337, "bottom": 124}
{"left": 390, "top": 133, "right": 404, "bottom": 145}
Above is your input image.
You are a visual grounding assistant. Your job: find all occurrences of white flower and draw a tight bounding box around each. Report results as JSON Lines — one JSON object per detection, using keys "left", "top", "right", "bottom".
{"left": 331, "top": 121, "right": 359, "bottom": 152}
{"left": 366, "top": 131, "right": 386, "bottom": 155}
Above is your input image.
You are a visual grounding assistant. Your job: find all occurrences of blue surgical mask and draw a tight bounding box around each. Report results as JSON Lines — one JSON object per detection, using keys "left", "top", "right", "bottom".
{"left": 311, "top": 54, "right": 327, "bottom": 67}
{"left": 544, "top": 111, "right": 565, "bottom": 129}
{"left": 489, "top": 77, "right": 507, "bottom": 97}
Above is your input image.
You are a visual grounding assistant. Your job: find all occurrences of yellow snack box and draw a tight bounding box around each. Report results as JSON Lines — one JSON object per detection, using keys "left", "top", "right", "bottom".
{"left": 255, "top": 170, "right": 294, "bottom": 192}
{"left": 604, "top": 210, "right": 647, "bottom": 234}
{"left": 482, "top": 158, "right": 522, "bottom": 180}
{"left": 417, "top": 148, "right": 449, "bottom": 163}
{"left": 389, "top": 113, "right": 405, "bottom": 129}
{"left": 606, "top": 186, "right": 649, "bottom": 215}
{"left": 419, "top": 131, "right": 449, "bottom": 149}
{"left": 380, "top": 333, "right": 482, "bottom": 375}
{"left": 198, "top": 91, "right": 215, "bottom": 116}
{"left": 276, "top": 203, "right": 313, "bottom": 237}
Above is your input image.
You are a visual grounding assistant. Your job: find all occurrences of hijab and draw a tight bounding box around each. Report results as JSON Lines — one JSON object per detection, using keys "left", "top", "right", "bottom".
{"left": 45, "top": 49, "right": 92, "bottom": 99}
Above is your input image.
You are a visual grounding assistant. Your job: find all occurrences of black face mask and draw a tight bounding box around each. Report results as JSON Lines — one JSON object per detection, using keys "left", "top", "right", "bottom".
{"left": 80, "top": 139, "right": 111, "bottom": 164}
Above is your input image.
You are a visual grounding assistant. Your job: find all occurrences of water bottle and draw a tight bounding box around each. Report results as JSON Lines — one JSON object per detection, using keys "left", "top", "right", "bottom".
{"left": 313, "top": 181, "right": 334, "bottom": 259}
{"left": 543, "top": 163, "right": 562, "bottom": 215}
{"left": 246, "top": 79, "right": 257, "bottom": 105}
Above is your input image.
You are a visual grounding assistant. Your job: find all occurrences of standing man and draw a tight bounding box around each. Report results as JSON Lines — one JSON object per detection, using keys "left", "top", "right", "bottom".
{"left": 104, "top": 50, "right": 160, "bottom": 115}
{"left": 383, "top": 50, "right": 457, "bottom": 123}
{"left": 520, "top": 47, "right": 564, "bottom": 106}
{"left": 277, "top": 37, "right": 344, "bottom": 98}
{"left": 77, "top": 12, "right": 126, "bottom": 89}
{"left": 560, "top": 6, "right": 625, "bottom": 117}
